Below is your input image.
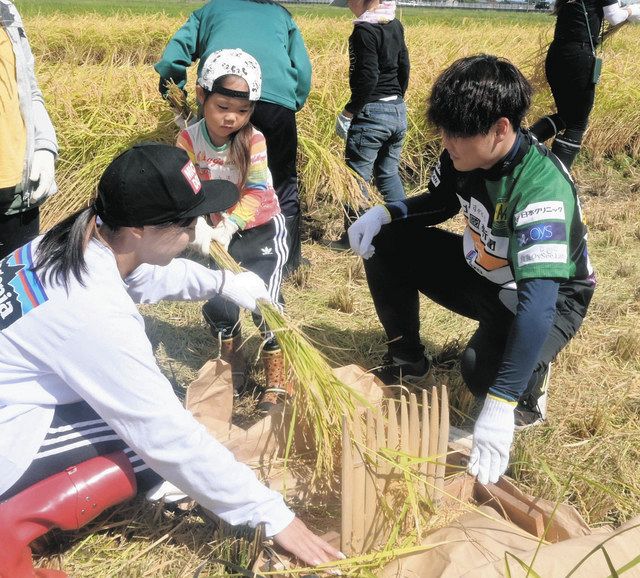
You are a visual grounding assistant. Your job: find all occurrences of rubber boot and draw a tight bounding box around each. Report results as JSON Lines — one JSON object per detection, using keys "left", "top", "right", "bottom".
{"left": 0, "top": 451, "right": 136, "bottom": 578}
{"left": 218, "top": 330, "right": 247, "bottom": 395}
{"left": 283, "top": 212, "right": 308, "bottom": 277}
{"left": 529, "top": 113, "right": 564, "bottom": 143}
{"left": 257, "top": 343, "right": 293, "bottom": 415}
{"left": 551, "top": 128, "right": 584, "bottom": 170}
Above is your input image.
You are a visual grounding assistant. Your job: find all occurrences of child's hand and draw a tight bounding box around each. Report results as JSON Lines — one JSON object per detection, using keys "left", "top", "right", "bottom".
{"left": 210, "top": 216, "right": 239, "bottom": 251}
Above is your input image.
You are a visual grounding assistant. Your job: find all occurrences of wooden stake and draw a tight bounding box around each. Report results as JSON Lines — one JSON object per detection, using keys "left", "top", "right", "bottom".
{"left": 400, "top": 395, "right": 409, "bottom": 454}
{"left": 409, "top": 393, "right": 420, "bottom": 456}
{"left": 435, "top": 384, "right": 450, "bottom": 501}
{"left": 427, "top": 386, "right": 439, "bottom": 499}
{"left": 351, "top": 413, "right": 365, "bottom": 554}
{"left": 341, "top": 415, "right": 353, "bottom": 556}
{"left": 419, "top": 388, "right": 430, "bottom": 499}
{"left": 363, "top": 409, "right": 377, "bottom": 552}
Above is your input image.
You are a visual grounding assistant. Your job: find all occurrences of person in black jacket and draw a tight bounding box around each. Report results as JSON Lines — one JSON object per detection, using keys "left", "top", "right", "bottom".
{"left": 329, "top": 0, "right": 410, "bottom": 249}
{"left": 530, "top": 0, "right": 639, "bottom": 169}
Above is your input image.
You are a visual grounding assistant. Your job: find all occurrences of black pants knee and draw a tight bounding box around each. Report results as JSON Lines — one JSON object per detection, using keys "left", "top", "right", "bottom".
{"left": 0, "top": 207, "right": 39, "bottom": 260}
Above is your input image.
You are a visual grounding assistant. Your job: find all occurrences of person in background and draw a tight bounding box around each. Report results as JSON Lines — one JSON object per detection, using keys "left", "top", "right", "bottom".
{"left": 529, "top": 0, "right": 639, "bottom": 169}
{"left": 0, "top": 143, "right": 343, "bottom": 576}
{"left": 154, "top": 0, "right": 312, "bottom": 276}
{"left": 348, "top": 55, "right": 595, "bottom": 485}
{"left": 328, "top": 0, "right": 410, "bottom": 250}
{"left": 177, "top": 48, "right": 290, "bottom": 414}
{"left": 0, "top": 0, "right": 58, "bottom": 260}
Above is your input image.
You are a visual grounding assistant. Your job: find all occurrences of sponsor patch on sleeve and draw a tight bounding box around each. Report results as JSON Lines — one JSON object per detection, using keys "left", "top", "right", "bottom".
{"left": 429, "top": 160, "right": 441, "bottom": 188}
{"left": 517, "top": 243, "right": 567, "bottom": 267}
{"left": 515, "top": 201, "right": 565, "bottom": 227}
{"left": 516, "top": 222, "right": 566, "bottom": 248}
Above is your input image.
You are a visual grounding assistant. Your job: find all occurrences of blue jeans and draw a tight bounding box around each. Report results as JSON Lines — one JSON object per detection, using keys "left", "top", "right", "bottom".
{"left": 345, "top": 99, "right": 407, "bottom": 203}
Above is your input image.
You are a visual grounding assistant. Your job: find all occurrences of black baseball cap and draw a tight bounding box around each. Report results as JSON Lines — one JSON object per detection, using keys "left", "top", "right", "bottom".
{"left": 95, "top": 142, "right": 239, "bottom": 227}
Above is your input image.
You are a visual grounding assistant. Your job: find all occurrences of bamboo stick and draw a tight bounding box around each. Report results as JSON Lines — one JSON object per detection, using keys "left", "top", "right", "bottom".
{"left": 409, "top": 393, "right": 420, "bottom": 457}
{"left": 341, "top": 415, "right": 353, "bottom": 556}
{"left": 351, "top": 413, "right": 365, "bottom": 554}
{"left": 419, "top": 388, "right": 430, "bottom": 500}
{"left": 427, "top": 386, "right": 439, "bottom": 499}
{"left": 400, "top": 395, "right": 409, "bottom": 454}
{"left": 435, "top": 384, "right": 450, "bottom": 502}
{"left": 363, "top": 409, "right": 377, "bottom": 552}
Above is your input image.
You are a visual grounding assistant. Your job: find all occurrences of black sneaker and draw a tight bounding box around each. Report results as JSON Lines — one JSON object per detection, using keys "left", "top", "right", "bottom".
{"left": 514, "top": 363, "right": 551, "bottom": 430}
{"left": 371, "top": 355, "right": 430, "bottom": 386}
{"left": 321, "top": 232, "right": 351, "bottom": 252}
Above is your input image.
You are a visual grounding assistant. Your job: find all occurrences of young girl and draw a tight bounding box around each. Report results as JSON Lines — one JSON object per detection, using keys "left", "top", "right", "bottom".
{"left": 529, "top": 0, "right": 639, "bottom": 169}
{"left": 329, "top": 0, "right": 410, "bottom": 249}
{"left": 177, "top": 49, "right": 290, "bottom": 412}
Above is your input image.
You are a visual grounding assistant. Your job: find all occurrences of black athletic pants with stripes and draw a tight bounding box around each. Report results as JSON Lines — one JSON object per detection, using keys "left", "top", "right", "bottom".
{"left": 203, "top": 214, "right": 288, "bottom": 336}
{"left": 0, "top": 401, "right": 161, "bottom": 501}
{"left": 364, "top": 224, "right": 593, "bottom": 399}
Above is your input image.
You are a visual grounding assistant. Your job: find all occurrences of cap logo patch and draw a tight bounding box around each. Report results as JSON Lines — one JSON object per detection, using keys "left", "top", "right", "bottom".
{"left": 181, "top": 161, "right": 202, "bottom": 194}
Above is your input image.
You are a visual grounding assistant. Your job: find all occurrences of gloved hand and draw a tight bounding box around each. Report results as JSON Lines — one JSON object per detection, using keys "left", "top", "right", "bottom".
{"left": 347, "top": 205, "right": 391, "bottom": 259}
{"left": 628, "top": 4, "right": 640, "bottom": 22}
{"left": 29, "top": 149, "right": 56, "bottom": 204}
{"left": 335, "top": 112, "right": 352, "bottom": 140}
{"left": 189, "top": 216, "right": 216, "bottom": 257}
{"left": 469, "top": 395, "right": 516, "bottom": 484}
{"left": 210, "top": 216, "right": 239, "bottom": 251}
{"left": 219, "top": 270, "right": 272, "bottom": 313}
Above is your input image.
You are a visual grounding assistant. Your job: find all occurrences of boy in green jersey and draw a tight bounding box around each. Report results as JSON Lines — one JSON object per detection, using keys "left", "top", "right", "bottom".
{"left": 348, "top": 54, "right": 595, "bottom": 485}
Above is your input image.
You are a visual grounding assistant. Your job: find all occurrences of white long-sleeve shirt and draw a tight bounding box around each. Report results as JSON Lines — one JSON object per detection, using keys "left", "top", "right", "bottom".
{"left": 0, "top": 238, "right": 293, "bottom": 536}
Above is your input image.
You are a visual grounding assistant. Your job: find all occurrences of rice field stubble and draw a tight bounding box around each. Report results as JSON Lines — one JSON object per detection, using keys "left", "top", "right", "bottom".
{"left": 19, "top": 3, "right": 640, "bottom": 576}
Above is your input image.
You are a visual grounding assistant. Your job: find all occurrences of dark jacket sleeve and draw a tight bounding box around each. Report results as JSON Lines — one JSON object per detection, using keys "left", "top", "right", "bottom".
{"left": 154, "top": 9, "right": 202, "bottom": 94}
{"left": 385, "top": 151, "right": 460, "bottom": 226}
{"left": 345, "top": 25, "right": 380, "bottom": 115}
{"left": 489, "top": 278, "right": 559, "bottom": 401}
{"left": 397, "top": 29, "right": 410, "bottom": 96}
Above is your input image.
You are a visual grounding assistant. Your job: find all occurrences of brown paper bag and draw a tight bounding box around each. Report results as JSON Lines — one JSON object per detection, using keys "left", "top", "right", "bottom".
{"left": 185, "top": 359, "right": 234, "bottom": 439}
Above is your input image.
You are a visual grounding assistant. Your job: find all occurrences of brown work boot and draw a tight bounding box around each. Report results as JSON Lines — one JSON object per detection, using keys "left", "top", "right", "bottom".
{"left": 257, "top": 344, "right": 293, "bottom": 414}
{"left": 218, "top": 331, "right": 247, "bottom": 396}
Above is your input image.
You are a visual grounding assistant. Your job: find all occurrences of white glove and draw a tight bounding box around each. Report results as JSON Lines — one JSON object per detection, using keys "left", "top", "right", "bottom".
{"left": 210, "top": 216, "right": 239, "bottom": 251}
{"left": 469, "top": 395, "right": 516, "bottom": 485}
{"left": 218, "top": 270, "right": 272, "bottom": 313}
{"left": 335, "top": 112, "right": 352, "bottom": 140}
{"left": 189, "top": 216, "right": 216, "bottom": 257}
{"left": 628, "top": 4, "right": 640, "bottom": 22}
{"left": 347, "top": 205, "right": 391, "bottom": 259}
{"left": 29, "top": 149, "right": 56, "bottom": 204}
{"left": 146, "top": 480, "right": 188, "bottom": 504}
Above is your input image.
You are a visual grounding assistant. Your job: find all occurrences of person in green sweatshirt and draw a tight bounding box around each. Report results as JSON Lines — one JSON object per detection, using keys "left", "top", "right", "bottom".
{"left": 154, "top": 0, "right": 312, "bottom": 277}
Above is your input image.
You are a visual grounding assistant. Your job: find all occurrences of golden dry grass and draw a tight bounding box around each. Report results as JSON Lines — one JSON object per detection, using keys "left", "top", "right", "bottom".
{"left": 24, "top": 7, "right": 640, "bottom": 577}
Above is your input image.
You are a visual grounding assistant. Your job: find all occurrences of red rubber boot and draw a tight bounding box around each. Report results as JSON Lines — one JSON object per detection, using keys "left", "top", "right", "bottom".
{"left": 0, "top": 451, "right": 137, "bottom": 578}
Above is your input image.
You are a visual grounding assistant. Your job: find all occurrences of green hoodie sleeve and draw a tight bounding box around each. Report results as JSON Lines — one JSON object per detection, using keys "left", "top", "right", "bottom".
{"left": 154, "top": 9, "right": 202, "bottom": 95}
{"left": 287, "top": 23, "right": 312, "bottom": 110}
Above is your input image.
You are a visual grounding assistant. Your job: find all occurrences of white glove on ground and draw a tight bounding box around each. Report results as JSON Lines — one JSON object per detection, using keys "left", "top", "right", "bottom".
{"left": 29, "top": 149, "right": 56, "bottom": 204}
{"left": 469, "top": 395, "right": 516, "bottom": 485}
{"left": 347, "top": 205, "right": 391, "bottom": 259}
{"left": 190, "top": 216, "right": 217, "bottom": 257}
{"left": 210, "top": 216, "right": 239, "bottom": 251}
{"left": 146, "top": 480, "right": 189, "bottom": 503}
{"left": 219, "top": 270, "right": 271, "bottom": 313}
{"left": 335, "top": 112, "right": 352, "bottom": 140}
{"left": 628, "top": 4, "right": 640, "bottom": 22}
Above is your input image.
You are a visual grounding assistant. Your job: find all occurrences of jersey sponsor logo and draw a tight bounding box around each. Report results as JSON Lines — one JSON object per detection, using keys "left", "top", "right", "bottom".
{"left": 494, "top": 202, "right": 508, "bottom": 223}
{"left": 429, "top": 160, "right": 441, "bottom": 188}
{"left": 517, "top": 222, "right": 566, "bottom": 248}
{"left": 0, "top": 243, "right": 48, "bottom": 330}
{"left": 181, "top": 160, "right": 202, "bottom": 194}
{"left": 515, "top": 201, "right": 565, "bottom": 227}
{"left": 517, "top": 243, "right": 567, "bottom": 267}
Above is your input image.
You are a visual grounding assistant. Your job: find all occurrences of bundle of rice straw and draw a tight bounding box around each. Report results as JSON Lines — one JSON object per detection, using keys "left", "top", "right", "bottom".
{"left": 209, "top": 241, "right": 367, "bottom": 482}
